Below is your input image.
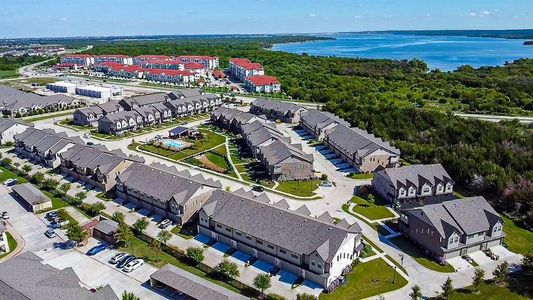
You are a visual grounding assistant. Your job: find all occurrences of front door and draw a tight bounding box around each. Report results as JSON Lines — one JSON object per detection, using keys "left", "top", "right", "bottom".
{"left": 460, "top": 248, "right": 468, "bottom": 256}
{"left": 481, "top": 242, "right": 488, "bottom": 250}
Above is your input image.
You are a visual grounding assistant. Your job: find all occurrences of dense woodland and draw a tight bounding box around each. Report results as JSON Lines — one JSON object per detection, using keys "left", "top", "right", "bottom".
{"left": 0, "top": 55, "right": 48, "bottom": 71}
{"left": 84, "top": 37, "right": 533, "bottom": 228}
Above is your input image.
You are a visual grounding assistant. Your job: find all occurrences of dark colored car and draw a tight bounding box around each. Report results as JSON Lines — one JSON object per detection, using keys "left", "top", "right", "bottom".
{"left": 86, "top": 244, "right": 107, "bottom": 256}
{"left": 116, "top": 255, "right": 136, "bottom": 268}
{"left": 252, "top": 185, "right": 264, "bottom": 192}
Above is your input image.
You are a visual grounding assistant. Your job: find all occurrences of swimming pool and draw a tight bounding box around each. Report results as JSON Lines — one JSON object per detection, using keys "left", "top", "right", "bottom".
{"left": 163, "top": 139, "right": 184, "bottom": 150}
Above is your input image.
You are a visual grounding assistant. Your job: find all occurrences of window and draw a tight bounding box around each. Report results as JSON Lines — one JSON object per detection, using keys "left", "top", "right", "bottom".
{"left": 280, "top": 249, "right": 286, "bottom": 254}
{"left": 311, "top": 261, "right": 316, "bottom": 266}
{"left": 291, "top": 254, "right": 298, "bottom": 259}
{"left": 268, "top": 244, "right": 274, "bottom": 250}
{"left": 257, "top": 241, "right": 263, "bottom": 245}
{"left": 246, "top": 235, "right": 252, "bottom": 240}
{"left": 235, "top": 232, "right": 242, "bottom": 236}
{"left": 216, "top": 224, "right": 222, "bottom": 228}
{"left": 225, "top": 228, "right": 231, "bottom": 233}
{"left": 317, "top": 263, "right": 322, "bottom": 268}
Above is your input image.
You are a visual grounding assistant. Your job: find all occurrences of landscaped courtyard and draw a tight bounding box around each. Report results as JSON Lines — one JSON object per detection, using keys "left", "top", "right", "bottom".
{"left": 350, "top": 195, "right": 395, "bottom": 220}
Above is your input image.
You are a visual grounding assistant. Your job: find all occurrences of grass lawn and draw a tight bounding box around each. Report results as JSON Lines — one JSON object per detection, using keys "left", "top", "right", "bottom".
{"left": 38, "top": 189, "right": 69, "bottom": 210}
{"left": 0, "top": 166, "right": 28, "bottom": 183}
{"left": 0, "top": 70, "right": 18, "bottom": 78}
{"left": 0, "top": 233, "right": 18, "bottom": 259}
{"left": 351, "top": 196, "right": 395, "bottom": 220}
{"left": 348, "top": 173, "right": 374, "bottom": 180}
{"left": 342, "top": 204, "right": 377, "bottom": 230}
{"left": 141, "top": 129, "right": 225, "bottom": 161}
{"left": 120, "top": 236, "right": 241, "bottom": 293}
{"left": 23, "top": 110, "right": 74, "bottom": 123}
{"left": 388, "top": 235, "right": 455, "bottom": 273}
{"left": 384, "top": 254, "right": 408, "bottom": 275}
{"left": 433, "top": 282, "right": 528, "bottom": 300}
{"left": 320, "top": 258, "right": 407, "bottom": 300}
{"left": 275, "top": 180, "right": 320, "bottom": 197}
{"left": 205, "top": 151, "right": 230, "bottom": 170}
{"left": 502, "top": 216, "right": 533, "bottom": 255}
{"left": 20, "top": 77, "right": 57, "bottom": 85}
{"left": 362, "top": 236, "right": 384, "bottom": 253}
{"left": 171, "top": 223, "right": 196, "bottom": 240}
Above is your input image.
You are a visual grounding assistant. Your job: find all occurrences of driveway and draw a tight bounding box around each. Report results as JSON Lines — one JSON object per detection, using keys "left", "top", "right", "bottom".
{"left": 446, "top": 256, "right": 473, "bottom": 272}
{"left": 469, "top": 250, "right": 494, "bottom": 266}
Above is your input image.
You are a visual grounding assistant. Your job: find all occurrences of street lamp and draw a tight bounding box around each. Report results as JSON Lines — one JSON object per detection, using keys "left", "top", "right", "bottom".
{"left": 399, "top": 253, "right": 404, "bottom": 269}
{"left": 392, "top": 266, "right": 397, "bottom": 284}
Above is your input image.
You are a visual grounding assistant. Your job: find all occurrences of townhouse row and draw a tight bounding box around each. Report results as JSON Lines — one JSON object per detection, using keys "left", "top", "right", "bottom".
{"left": 61, "top": 54, "right": 219, "bottom": 70}
{"left": 0, "top": 85, "right": 81, "bottom": 117}
{"left": 95, "top": 62, "right": 198, "bottom": 84}
{"left": 11, "top": 124, "right": 363, "bottom": 291}
{"left": 72, "top": 89, "right": 222, "bottom": 135}
{"left": 211, "top": 107, "right": 315, "bottom": 181}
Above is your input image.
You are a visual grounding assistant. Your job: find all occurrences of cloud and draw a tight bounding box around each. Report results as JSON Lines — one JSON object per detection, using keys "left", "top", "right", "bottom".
{"left": 309, "top": 13, "right": 316, "bottom": 17}
{"left": 354, "top": 15, "right": 362, "bottom": 19}
{"left": 467, "top": 10, "right": 491, "bottom": 17}
{"left": 60, "top": 17, "right": 67, "bottom": 22}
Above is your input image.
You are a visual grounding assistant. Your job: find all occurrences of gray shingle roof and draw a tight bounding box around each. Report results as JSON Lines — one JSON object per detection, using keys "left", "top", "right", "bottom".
{"left": 95, "top": 219, "right": 119, "bottom": 235}
{"left": 202, "top": 190, "right": 361, "bottom": 263}
{"left": 301, "top": 109, "right": 349, "bottom": 132}
{"left": 326, "top": 124, "right": 401, "bottom": 157}
{"left": 376, "top": 164, "right": 452, "bottom": 189}
{"left": 117, "top": 163, "right": 221, "bottom": 204}
{"left": 129, "top": 93, "right": 168, "bottom": 107}
{"left": 98, "top": 110, "right": 140, "bottom": 123}
{"left": 403, "top": 196, "right": 501, "bottom": 237}
{"left": 258, "top": 139, "right": 314, "bottom": 165}
{"left": 11, "top": 183, "right": 50, "bottom": 205}
{"left": 252, "top": 98, "right": 304, "bottom": 115}
{"left": 14, "top": 128, "right": 81, "bottom": 155}
{"left": 60, "top": 145, "right": 134, "bottom": 175}
{"left": 0, "top": 252, "right": 118, "bottom": 300}
{"left": 150, "top": 264, "right": 247, "bottom": 300}
{"left": 0, "top": 118, "right": 31, "bottom": 134}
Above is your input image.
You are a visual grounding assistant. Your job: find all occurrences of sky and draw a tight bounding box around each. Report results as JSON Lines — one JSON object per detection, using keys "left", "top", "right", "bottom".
{"left": 0, "top": 0, "right": 532, "bottom": 38}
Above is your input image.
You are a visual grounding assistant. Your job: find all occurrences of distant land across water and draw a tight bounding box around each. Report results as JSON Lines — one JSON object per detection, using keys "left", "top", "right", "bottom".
{"left": 272, "top": 31, "right": 533, "bottom": 71}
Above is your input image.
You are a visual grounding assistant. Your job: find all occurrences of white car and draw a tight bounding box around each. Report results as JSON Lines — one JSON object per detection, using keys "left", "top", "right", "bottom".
{"left": 123, "top": 259, "right": 144, "bottom": 273}
{"left": 159, "top": 219, "right": 171, "bottom": 229}
{"left": 109, "top": 252, "right": 127, "bottom": 264}
{"left": 319, "top": 181, "right": 333, "bottom": 187}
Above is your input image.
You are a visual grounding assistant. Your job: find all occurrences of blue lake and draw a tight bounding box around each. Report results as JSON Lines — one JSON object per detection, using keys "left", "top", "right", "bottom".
{"left": 271, "top": 33, "right": 533, "bottom": 71}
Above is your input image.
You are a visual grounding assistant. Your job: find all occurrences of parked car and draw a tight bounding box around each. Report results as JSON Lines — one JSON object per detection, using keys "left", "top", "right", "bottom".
{"left": 44, "top": 229, "right": 56, "bottom": 238}
{"left": 4, "top": 178, "right": 18, "bottom": 186}
{"left": 50, "top": 222, "right": 61, "bottom": 229}
{"left": 159, "top": 219, "right": 171, "bottom": 229}
{"left": 87, "top": 142, "right": 94, "bottom": 146}
{"left": 109, "top": 252, "right": 127, "bottom": 264}
{"left": 123, "top": 259, "right": 144, "bottom": 273}
{"left": 46, "top": 211, "right": 58, "bottom": 219}
{"left": 252, "top": 185, "right": 264, "bottom": 192}
{"left": 462, "top": 255, "right": 474, "bottom": 264}
{"left": 320, "top": 181, "right": 333, "bottom": 187}
{"left": 86, "top": 244, "right": 107, "bottom": 256}
{"left": 117, "top": 255, "right": 136, "bottom": 268}
{"left": 1, "top": 212, "right": 8, "bottom": 220}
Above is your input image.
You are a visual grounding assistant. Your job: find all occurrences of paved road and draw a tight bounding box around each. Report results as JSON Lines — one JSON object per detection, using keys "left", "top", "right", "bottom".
{"left": 454, "top": 113, "right": 533, "bottom": 124}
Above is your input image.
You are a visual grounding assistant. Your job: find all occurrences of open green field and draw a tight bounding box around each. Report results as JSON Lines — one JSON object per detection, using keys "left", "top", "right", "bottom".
{"left": 351, "top": 196, "right": 395, "bottom": 220}
{"left": 502, "top": 216, "right": 533, "bottom": 255}
{"left": 0, "top": 166, "right": 28, "bottom": 183}
{"left": 0, "top": 233, "right": 18, "bottom": 259}
{"left": 275, "top": 180, "right": 320, "bottom": 197}
{"left": 388, "top": 235, "right": 455, "bottom": 273}
{"left": 348, "top": 173, "right": 374, "bottom": 180}
{"left": 320, "top": 258, "right": 407, "bottom": 300}
{"left": 23, "top": 110, "right": 74, "bottom": 123}
{"left": 0, "top": 70, "right": 18, "bottom": 79}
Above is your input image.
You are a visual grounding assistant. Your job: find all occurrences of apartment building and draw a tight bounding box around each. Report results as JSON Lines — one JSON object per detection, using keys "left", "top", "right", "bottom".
{"left": 59, "top": 144, "right": 142, "bottom": 191}
{"left": 0, "top": 87, "right": 79, "bottom": 117}
{"left": 115, "top": 162, "right": 222, "bottom": 225}
{"left": 143, "top": 69, "right": 195, "bottom": 84}
{"left": 94, "top": 55, "right": 133, "bottom": 65}
{"left": 60, "top": 54, "right": 94, "bottom": 67}
{"left": 399, "top": 197, "right": 504, "bottom": 260}
{"left": 373, "top": 164, "right": 454, "bottom": 206}
{"left": 177, "top": 55, "right": 219, "bottom": 70}
{"left": 300, "top": 109, "right": 350, "bottom": 141}
{"left": 0, "top": 118, "right": 32, "bottom": 145}
{"left": 133, "top": 55, "right": 173, "bottom": 65}
{"left": 165, "top": 93, "right": 221, "bottom": 117}
{"left": 105, "top": 64, "right": 144, "bottom": 79}
{"left": 97, "top": 110, "right": 143, "bottom": 135}
{"left": 14, "top": 128, "right": 83, "bottom": 168}
{"left": 245, "top": 75, "right": 281, "bottom": 93}
{"left": 141, "top": 59, "right": 184, "bottom": 70}
{"left": 228, "top": 58, "right": 264, "bottom": 81}
{"left": 198, "top": 190, "right": 363, "bottom": 290}
{"left": 119, "top": 93, "right": 168, "bottom": 111}
{"left": 250, "top": 98, "right": 306, "bottom": 124}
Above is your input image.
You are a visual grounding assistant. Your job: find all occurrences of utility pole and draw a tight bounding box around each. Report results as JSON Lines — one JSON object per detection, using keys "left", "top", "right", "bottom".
{"left": 392, "top": 266, "right": 397, "bottom": 284}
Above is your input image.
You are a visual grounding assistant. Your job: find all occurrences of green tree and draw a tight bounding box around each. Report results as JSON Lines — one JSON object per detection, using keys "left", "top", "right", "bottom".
{"left": 215, "top": 259, "right": 239, "bottom": 280}
{"left": 367, "top": 194, "right": 375, "bottom": 205}
{"left": 59, "top": 183, "right": 71, "bottom": 195}
{"left": 253, "top": 273, "right": 272, "bottom": 295}
{"left": 66, "top": 223, "right": 87, "bottom": 245}
{"left": 88, "top": 202, "right": 105, "bottom": 216}
{"left": 75, "top": 191, "right": 87, "bottom": 202}
{"left": 149, "top": 238, "right": 161, "bottom": 262}
{"left": 112, "top": 212, "right": 125, "bottom": 224}
{"left": 296, "top": 293, "right": 317, "bottom": 300}
{"left": 42, "top": 178, "right": 59, "bottom": 190}
{"left": 186, "top": 246, "right": 205, "bottom": 265}
{"left": 115, "top": 222, "right": 134, "bottom": 252}
{"left": 493, "top": 261, "right": 509, "bottom": 286}
{"left": 157, "top": 229, "right": 172, "bottom": 246}
{"left": 1, "top": 157, "right": 12, "bottom": 166}
{"left": 441, "top": 277, "right": 454, "bottom": 300}
{"left": 132, "top": 217, "right": 148, "bottom": 234}
{"left": 409, "top": 285, "right": 422, "bottom": 300}
{"left": 472, "top": 268, "right": 485, "bottom": 293}
{"left": 31, "top": 172, "right": 45, "bottom": 184}
{"left": 21, "top": 164, "right": 32, "bottom": 174}
{"left": 121, "top": 291, "right": 140, "bottom": 300}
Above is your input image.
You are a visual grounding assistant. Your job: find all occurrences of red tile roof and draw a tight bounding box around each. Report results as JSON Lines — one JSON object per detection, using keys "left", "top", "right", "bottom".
{"left": 184, "top": 62, "right": 204, "bottom": 70}
{"left": 230, "top": 58, "right": 263, "bottom": 70}
{"left": 177, "top": 55, "right": 217, "bottom": 60}
{"left": 247, "top": 75, "right": 279, "bottom": 86}
{"left": 134, "top": 55, "right": 172, "bottom": 61}
{"left": 213, "top": 70, "right": 226, "bottom": 78}
{"left": 63, "top": 54, "right": 92, "bottom": 58}
{"left": 97, "top": 54, "right": 130, "bottom": 58}
{"left": 144, "top": 69, "right": 194, "bottom": 76}
{"left": 148, "top": 59, "right": 183, "bottom": 65}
